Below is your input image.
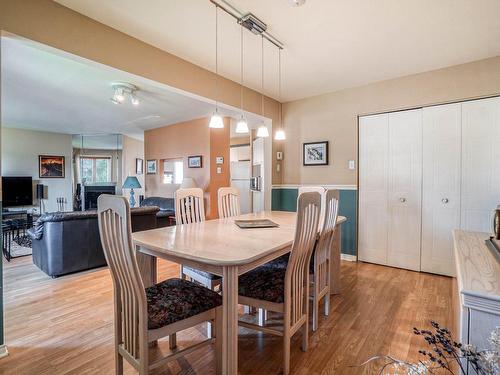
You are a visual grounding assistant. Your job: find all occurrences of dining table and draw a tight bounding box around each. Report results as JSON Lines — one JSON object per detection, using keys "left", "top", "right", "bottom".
{"left": 132, "top": 210, "right": 347, "bottom": 374}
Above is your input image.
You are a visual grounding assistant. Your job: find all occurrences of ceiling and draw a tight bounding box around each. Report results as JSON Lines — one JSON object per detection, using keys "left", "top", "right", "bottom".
{"left": 54, "top": 0, "right": 500, "bottom": 102}
{"left": 1, "top": 36, "right": 264, "bottom": 139}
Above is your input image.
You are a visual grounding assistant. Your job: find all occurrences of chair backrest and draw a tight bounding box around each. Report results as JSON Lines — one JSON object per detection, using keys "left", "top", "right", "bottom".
{"left": 285, "top": 191, "right": 321, "bottom": 328}
{"left": 314, "top": 189, "right": 339, "bottom": 291}
{"left": 175, "top": 188, "right": 206, "bottom": 224}
{"left": 218, "top": 187, "right": 241, "bottom": 218}
{"left": 298, "top": 186, "right": 326, "bottom": 230}
{"left": 97, "top": 195, "right": 146, "bottom": 360}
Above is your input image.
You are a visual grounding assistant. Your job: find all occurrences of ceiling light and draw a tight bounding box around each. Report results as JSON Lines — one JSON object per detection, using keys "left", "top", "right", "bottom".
{"left": 131, "top": 94, "right": 140, "bottom": 106}
{"left": 110, "top": 98, "right": 121, "bottom": 105}
{"left": 289, "top": 0, "right": 306, "bottom": 6}
{"left": 257, "top": 125, "right": 269, "bottom": 138}
{"left": 209, "top": 111, "right": 224, "bottom": 129}
{"left": 235, "top": 116, "right": 249, "bottom": 133}
{"left": 114, "top": 88, "right": 125, "bottom": 103}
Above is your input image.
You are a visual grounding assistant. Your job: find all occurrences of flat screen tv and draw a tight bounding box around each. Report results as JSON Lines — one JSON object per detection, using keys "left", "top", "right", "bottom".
{"left": 2, "top": 176, "right": 33, "bottom": 207}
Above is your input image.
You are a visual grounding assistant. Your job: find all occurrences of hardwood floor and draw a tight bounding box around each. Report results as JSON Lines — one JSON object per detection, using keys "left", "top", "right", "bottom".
{"left": 0, "top": 256, "right": 454, "bottom": 374}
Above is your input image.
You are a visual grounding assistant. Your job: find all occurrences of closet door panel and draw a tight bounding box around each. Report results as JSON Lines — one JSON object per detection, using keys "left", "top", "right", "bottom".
{"left": 387, "top": 109, "right": 422, "bottom": 271}
{"left": 358, "top": 114, "right": 389, "bottom": 265}
{"left": 461, "top": 97, "right": 500, "bottom": 232}
{"left": 422, "top": 103, "right": 461, "bottom": 276}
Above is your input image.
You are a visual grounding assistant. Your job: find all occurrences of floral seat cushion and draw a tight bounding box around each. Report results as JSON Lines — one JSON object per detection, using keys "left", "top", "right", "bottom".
{"left": 238, "top": 265, "right": 287, "bottom": 303}
{"left": 184, "top": 266, "right": 222, "bottom": 280}
{"left": 146, "top": 278, "right": 222, "bottom": 330}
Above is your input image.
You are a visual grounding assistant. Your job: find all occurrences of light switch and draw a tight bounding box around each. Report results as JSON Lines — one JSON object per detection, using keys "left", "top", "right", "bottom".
{"left": 216, "top": 166, "right": 222, "bottom": 174}
{"left": 277, "top": 164, "right": 281, "bottom": 172}
{"left": 348, "top": 160, "right": 356, "bottom": 170}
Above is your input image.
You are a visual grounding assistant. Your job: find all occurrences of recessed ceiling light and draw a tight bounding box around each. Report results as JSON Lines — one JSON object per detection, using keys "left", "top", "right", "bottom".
{"left": 288, "top": 0, "right": 306, "bottom": 7}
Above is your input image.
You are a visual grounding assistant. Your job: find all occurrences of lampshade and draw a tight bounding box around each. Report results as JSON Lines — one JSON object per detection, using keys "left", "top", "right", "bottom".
{"left": 122, "top": 176, "right": 141, "bottom": 189}
{"left": 209, "top": 111, "right": 224, "bottom": 129}
{"left": 275, "top": 129, "right": 286, "bottom": 140}
{"left": 235, "top": 117, "right": 249, "bottom": 133}
{"left": 256, "top": 125, "right": 269, "bottom": 138}
{"left": 180, "top": 177, "right": 198, "bottom": 189}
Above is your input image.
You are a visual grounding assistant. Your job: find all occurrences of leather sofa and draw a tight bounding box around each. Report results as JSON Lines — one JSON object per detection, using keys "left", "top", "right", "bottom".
{"left": 27, "top": 206, "right": 159, "bottom": 278}
{"left": 140, "top": 196, "right": 175, "bottom": 228}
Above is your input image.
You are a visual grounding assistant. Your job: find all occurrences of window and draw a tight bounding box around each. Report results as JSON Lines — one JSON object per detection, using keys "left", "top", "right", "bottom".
{"left": 80, "top": 156, "right": 112, "bottom": 183}
{"left": 163, "top": 159, "right": 183, "bottom": 184}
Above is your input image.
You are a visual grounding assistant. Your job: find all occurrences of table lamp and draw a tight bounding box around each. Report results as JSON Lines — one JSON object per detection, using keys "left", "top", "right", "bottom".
{"left": 122, "top": 176, "right": 142, "bottom": 207}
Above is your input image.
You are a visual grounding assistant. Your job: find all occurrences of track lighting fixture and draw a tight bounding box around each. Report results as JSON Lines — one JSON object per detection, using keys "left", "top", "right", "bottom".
{"left": 110, "top": 82, "right": 140, "bottom": 106}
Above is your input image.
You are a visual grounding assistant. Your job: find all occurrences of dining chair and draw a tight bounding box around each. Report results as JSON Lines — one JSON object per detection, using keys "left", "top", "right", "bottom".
{"left": 217, "top": 187, "right": 241, "bottom": 218}
{"left": 298, "top": 186, "right": 326, "bottom": 230}
{"left": 176, "top": 188, "right": 222, "bottom": 337}
{"left": 237, "top": 192, "right": 321, "bottom": 375}
{"left": 310, "top": 189, "right": 339, "bottom": 331}
{"left": 97, "top": 195, "right": 223, "bottom": 375}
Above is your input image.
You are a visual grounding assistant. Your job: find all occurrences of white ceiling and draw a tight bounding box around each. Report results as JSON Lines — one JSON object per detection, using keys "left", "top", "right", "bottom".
{"left": 1, "top": 36, "right": 264, "bottom": 139}
{"left": 54, "top": 0, "right": 500, "bottom": 102}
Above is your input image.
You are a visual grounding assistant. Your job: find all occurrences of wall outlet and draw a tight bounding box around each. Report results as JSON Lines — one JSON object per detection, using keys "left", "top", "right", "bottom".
{"left": 348, "top": 160, "right": 356, "bottom": 170}
{"left": 276, "top": 163, "right": 281, "bottom": 172}
{"left": 216, "top": 166, "right": 222, "bottom": 174}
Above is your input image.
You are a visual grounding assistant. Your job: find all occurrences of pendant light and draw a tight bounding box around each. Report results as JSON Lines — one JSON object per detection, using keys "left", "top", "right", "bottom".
{"left": 274, "top": 48, "right": 286, "bottom": 140}
{"left": 209, "top": 5, "right": 224, "bottom": 129}
{"left": 235, "top": 22, "right": 249, "bottom": 134}
{"left": 257, "top": 36, "right": 269, "bottom": 138}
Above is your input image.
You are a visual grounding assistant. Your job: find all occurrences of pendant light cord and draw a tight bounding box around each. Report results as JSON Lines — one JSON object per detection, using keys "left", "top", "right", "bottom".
{"left": 215, "top": 5, "right": 219, "bottom": 110}
{"left": 279, "top": 48, "right": 282, "bottom": 130}
{"left": 240, "top": 22, "right": 244, "bottom": 114}
{"left": 261, "top": 35, "right": 264, "bottom": 117}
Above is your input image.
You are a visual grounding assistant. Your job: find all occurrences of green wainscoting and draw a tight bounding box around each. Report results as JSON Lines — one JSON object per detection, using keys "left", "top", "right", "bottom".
{"left": 271, "top": 187, "right": 357, "bottom": 256}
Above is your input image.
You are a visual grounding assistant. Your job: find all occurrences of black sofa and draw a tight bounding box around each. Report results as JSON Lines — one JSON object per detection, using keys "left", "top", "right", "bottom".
{"left": 140, "top": 196, "right": 175, "bottom": 228}
{"left": 27, "top": 206, "right": 159, "bottom": 278}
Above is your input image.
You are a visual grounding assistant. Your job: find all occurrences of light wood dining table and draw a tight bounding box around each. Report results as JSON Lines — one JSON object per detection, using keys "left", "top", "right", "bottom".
{"left": 132, "top": 211, "right": 347, "bottom": 374}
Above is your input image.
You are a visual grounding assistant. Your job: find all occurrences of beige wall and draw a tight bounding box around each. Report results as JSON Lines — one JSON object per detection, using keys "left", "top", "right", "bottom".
{"left": 0, "top": 0, "right": 283, "bottom": 184}
{"left": 283, "top": 55, "right": 500, "bottom": 185}
{"left": 122, "top": 135, "right": 145, "bottom": 198}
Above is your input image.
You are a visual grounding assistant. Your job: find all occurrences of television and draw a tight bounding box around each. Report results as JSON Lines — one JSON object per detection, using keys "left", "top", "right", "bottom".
{"left": 2, "top": 176, "right": 33, "bottom": 207}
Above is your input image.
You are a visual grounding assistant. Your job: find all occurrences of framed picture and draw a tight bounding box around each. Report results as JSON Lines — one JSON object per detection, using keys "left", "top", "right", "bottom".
{"left": 39, "top": 155, "right": 65, "bottom": 178}
{"left": 303, "top": 141, "right": 329, "bottom": 166}
{"left": 136, "top": 158, "right": 144, "bottom": 174}
{"left": 146, "top": 159, "right": 157, "bottom": 174}
{"left": 188, "top": 155, "right": 203, "bottom": 168}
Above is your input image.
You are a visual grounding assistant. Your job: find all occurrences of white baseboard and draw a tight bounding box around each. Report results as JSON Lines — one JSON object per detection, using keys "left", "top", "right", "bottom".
{"left": 0, "top": 345, "right": 9, "bottom": 359}
{"left": 341, "top": 253, "right": 357, "bottom": 262}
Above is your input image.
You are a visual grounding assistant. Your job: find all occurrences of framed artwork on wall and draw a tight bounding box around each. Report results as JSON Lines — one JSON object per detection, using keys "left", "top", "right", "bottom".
{"left": 136, "top": 158, "right": 144, "bottom": 174}
{"left": 39, "top": 155, "right": 65, "bottom": 178}
{"left": 146, "top": 159, "right": 157, "bottom": 174}
{"left": 303, "top": 141, "right": 329, "bottom": 166}
{"left": 188, "top": 155, "right": 203, "bottom": 168}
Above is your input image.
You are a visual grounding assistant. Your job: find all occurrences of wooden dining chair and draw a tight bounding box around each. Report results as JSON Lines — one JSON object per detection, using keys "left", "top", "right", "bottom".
{"left": 298, "top": 186, "right": 326, "bottom": 230}
{"left": 176, "top": 188, "right": 222, "bottom": 337}
{"left": 97, "top": 195, "right": 223, "bottom": 375}
{"left": 217, "top": 187, "right": 241, "bottom": 218}
{"left": 311, "top": 189, "right": 339, "bottom": 331}
{"left": 237, "top": 192, "right": 321, "bottom": 375}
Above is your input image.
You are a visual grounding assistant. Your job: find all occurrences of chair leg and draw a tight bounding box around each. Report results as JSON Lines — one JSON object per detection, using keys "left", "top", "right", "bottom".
{"left": 283, "top": 332, "right": 291, "bottom": 375}
{"left": 312, "top": 292, "right": 319, "bottom": 332}
{"left": 215, "top": 307, "right": 223, "bottom": 375}
{"left": 115, "top": 348, "right": 123, "bottom": 375}
{"left": 258, "top": 308, "right": 267, "bottom": 326}
{"left": 324, "top": 294, "right": 330, "bottom": 316}
{"left": 139, "top": 343, "right": 149, "bottom": 375}
{"left": 169, "top": 333, "right": 177, "bottom": 350}
{"left": 301, "top": 321, "right": 309, "bottom": 352}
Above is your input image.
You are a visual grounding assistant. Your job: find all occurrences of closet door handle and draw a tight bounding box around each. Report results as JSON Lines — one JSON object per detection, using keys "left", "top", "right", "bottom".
{"left": 442, "top": 198, "right": 449, "bottom": 204}
{"left": 399, "top": 197, "right": 406, "bottom": 203}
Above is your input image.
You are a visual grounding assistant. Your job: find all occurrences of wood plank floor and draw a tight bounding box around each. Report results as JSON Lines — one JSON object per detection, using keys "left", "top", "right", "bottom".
{"left": 0, "top": 256, "right": 454, "bottom": 374}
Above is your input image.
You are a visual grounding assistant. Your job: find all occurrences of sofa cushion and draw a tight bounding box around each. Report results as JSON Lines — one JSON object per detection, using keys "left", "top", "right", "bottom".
{"left": 238, "top": 266, "right": 287, "bottom": 303}
{"left": 146, "top": 278, "right": 222, "bottom": 330}
{"left": 141, "top": 197, "right": 175, "bottom": 211}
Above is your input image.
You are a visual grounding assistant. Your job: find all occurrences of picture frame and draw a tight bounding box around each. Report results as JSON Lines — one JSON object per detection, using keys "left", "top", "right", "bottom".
{"left": 146, "top": 159, "right": 157, "bottom": 174}
{"left": 136, "top": 158, "right": 144, "bottom": 174}
{"left": 39, "top": 155, "right": 65, "bottom": 178}
{"left": 303, "top": 141, "right": 329, "bottom": 166}
{"left": 188, "top": 155, "right": 203, "bottom": 168}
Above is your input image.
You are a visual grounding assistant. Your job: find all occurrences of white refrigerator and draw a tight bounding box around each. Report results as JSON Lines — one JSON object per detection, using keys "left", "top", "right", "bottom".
{"left": 230, "top": 160, "right": 251, "bottom": 214}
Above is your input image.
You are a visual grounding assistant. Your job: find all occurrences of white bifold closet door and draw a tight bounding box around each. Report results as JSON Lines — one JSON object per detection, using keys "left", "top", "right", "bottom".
{"left": 421, "top": 103, "right": 462, "bottom": 277}
{"left": 461, "top": 97, "right": 500, "bottom": 232}
{"left": 386, "top": 109, "right": 422, "bottom": 271}
{"left": 358, "top": 114, "right": 389, "bottom": 265}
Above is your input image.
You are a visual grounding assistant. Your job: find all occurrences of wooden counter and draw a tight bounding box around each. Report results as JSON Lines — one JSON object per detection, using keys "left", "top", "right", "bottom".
{"left": 452, "top": 230, "right": 500, "bottom": 363}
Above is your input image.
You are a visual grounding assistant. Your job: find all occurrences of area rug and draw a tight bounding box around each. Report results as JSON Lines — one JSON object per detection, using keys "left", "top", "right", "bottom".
{"left": 8, "top": 234, "right": 32, "bottom": 257}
